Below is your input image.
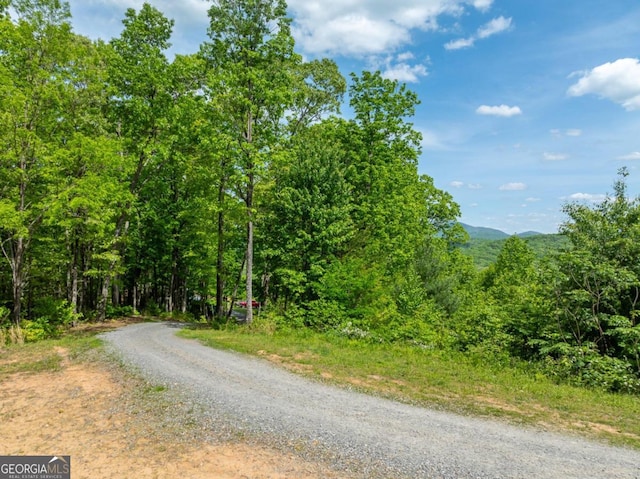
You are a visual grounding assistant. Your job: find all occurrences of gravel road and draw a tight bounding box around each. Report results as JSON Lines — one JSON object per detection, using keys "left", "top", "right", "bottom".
{"left": 102, "top": 322, "right": 640, "bottom": 479}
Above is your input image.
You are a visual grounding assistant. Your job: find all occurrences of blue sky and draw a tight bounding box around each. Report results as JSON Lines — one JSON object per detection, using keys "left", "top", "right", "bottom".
{"left": 65, "top": 0, "right": 640, "bottom": 234}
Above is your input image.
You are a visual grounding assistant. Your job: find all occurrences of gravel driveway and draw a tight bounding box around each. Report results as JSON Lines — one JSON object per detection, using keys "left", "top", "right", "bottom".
{"left": 102, "top": 322, "right": 640, "bottom": 479}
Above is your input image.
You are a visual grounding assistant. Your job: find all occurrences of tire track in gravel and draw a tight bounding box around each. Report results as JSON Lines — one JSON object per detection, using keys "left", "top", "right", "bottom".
{"left": 102, "top": 322, "right": 640, "bottom": 479}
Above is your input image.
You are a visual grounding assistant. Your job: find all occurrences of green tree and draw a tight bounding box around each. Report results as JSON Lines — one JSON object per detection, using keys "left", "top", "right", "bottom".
{"left": 124, "top": 53, "right": 226, "bottom": 316}
{"left": 41, "top": 35, "right": 126, "bottom": 317}
{"left": 286, "top": 58, "right": 346, "bottom": 135}
{"left": 262, "top": 122, "right": 355, "bottom": 307}
{"left": 0, "top": 0, "right": 78, "bottom": 324}
{"left": 202, "top": 0, "right": 299, "bottom": 323}
{"left": 483, "top": 236, "right": 548, "bottom": 357}
{"left": 340, "top": 71, "right": 427, "bottom": 271}
{"left": 100, "top": 3, "right": 175, "bottom": 319}
{"left": 547, "top": 168, "right": 640, "bottom": 391}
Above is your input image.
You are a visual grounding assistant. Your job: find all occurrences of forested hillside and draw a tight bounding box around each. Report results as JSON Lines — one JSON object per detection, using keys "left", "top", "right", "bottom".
{"left": 461, "top": 234, "right": 569, "bottom": 269}
{"left": 1, "top": 0, "right": 640, "bottom": 395}
{"left": 460, "top": 223, "right": 511, "bottom": 240}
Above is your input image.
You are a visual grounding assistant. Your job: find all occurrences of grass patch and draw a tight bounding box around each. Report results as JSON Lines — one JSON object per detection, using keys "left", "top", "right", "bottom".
{"left": 179, "top": 326, "right": 640, "bottom": 449}
{"left": 0, "top": 329, "right": 103, "bottom": 377}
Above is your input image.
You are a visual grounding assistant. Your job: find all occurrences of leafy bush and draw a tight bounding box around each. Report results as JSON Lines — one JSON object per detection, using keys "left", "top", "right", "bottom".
{"left": 18, "top": 299, "right": 83, "bottom": 341}
{"left": 304, "top": 299, "right": 347, "bottom": 331}
{"left": 544, "top": 347, "right": 640, "bottom": 394}
{"left": 32, "top": 298, "right": 81, "bottom": 328}
{"left": 280, "top": 305, "right": 306, "bottom": 330}
{"left": 380, "top": 300, "right": 448, "bottom": 348}
{"left": 21, "top": 318, "right": 55, "bottom": 342}
{"left": 106, "top": 304, "right": 135, "bottom": 319}
{"left": 142, "top": 300, "right": 162, "bottom": 317}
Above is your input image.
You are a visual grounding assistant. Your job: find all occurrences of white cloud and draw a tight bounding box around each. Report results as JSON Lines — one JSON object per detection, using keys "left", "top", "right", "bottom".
{"left": 476, "top": 104, "right": 522, "bottom": 117}
{"left": 445, "top": 15, "right": 512, "bottom": 50}
{"left": 444, "top": 37, "right": 475, "bottom": 50}
{"left": 567, "top": 193, "right": 607, "bottom": 202}
{"left": 448, "top": 181, "right": 483, "bottom": 189}
{"left": 471, "top": 0, "right": 493, "bottom": 12}
{"left": 397, "top": 51, "right": 415, "bottom": 62}
{"left": 618, "top": 152, "right": 640, "bottom": 161}
{"left": 568, "top": 58, "right": 640, "bottom": 111}
{"left": 477, "top": 16, "right": 512, "bottom": 38}
{"left": 525, "top": 197, "right": 541, "bottom": 202}
{"left": 551, "top": 128, "right": 583, "bottom": 138}
{"left": 543, "top": 152, "right": 569, "bottom": 161}
{"left": 380, "top": 53, "right": 429, "bottom": 83}
{"left": 294, "top": 14, "right": 409, "bottom": 56}
{"left": 499, "top": 182, "right": 527, "bottom": 191}
{"left": 288, "top": 0, "right": 478, "bottom": 57}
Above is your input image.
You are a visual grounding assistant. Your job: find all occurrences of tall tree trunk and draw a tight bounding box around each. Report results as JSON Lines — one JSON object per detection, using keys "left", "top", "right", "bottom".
{"left": 244, "top": 106, "right": 255, "bottom": 324}
{"left": 215, "top": 178, "right": 226, "bottom": 318}
{"left": 132, "top": 281, "right": 139, "bottom": 313}
{"left": 69, "top": 237, "right": 79, "bottom": 314}
{"left": 97, "top": 143, "right": 148, "bottom": 320}
{"left": 169, "top": 245, "right": 180, "bottom": 314}
{"left": 112, "top": 277, "right": 120, "bottom": 307}
{"left": 246, "top": 215, "right": 254, "bottom": 324}
{"left": 11, "top": 237, "right": 25, "bottom": 325}
{"left": 180, "top": 274, "right": 187, "bottom": 314}
{"left": 262, "top": 272, "right": 270, "bottom": 309}
{"left": 9, "top": 152, "right": 29, "bottom": 325}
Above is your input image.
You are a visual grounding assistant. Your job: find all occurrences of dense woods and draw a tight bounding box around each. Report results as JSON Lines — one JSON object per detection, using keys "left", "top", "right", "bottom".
{"left": 1, "top": 0, "right": 639, "bottom": 394}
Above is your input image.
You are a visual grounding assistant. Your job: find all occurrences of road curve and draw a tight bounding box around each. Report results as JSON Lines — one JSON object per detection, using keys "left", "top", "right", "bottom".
{"left": 102, "top": 322, "right": 640, "bottom": 479}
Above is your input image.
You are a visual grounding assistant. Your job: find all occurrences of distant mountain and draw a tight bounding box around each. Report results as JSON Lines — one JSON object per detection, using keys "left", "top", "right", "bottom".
{"left": 460, "top": 223, "right": 543, "bottom": 240}
{"left": 460, "top": 223, "right": 509, "bottom": 240}
{"left": 458, "top": 223, "right": 568, "bottom": 268}
{"left": 517, "top": 231, "right": 543, "bottom": 238}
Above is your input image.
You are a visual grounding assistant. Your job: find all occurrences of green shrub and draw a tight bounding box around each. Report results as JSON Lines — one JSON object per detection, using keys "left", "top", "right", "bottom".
{"left": 544, "top": 348, "right": 640, "bottom": 394}
{"left": 32, "top": 298, "right": 81, "bottom": 328}
{"left": 16, "top": 299, "right": 82, "bottom": 342}
{"left": 143, "top": 300, "right": 162, "bottom": 317}
{"left": 281, "top": 304, "right": 306, "bottom": 329}
{"left": 106, "top": 304, "right": 135, "bottom": 319}
{"left": 304, "top": 299, "right": 347, "bottom": 331}
{"left": 385, "top": 303, "right": 446, "bottom": 348}
{"left": 21, "top": 318, "right": 54, "bottom": 342}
